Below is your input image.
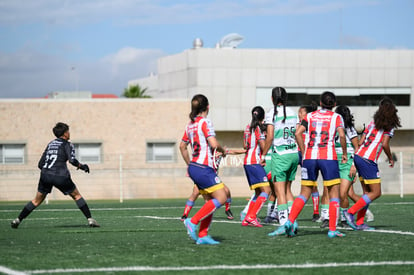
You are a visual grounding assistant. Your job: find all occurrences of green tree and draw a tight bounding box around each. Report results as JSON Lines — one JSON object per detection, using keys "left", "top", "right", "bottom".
{"left": 122, "top": 84, "right": 151, "bottom": 98}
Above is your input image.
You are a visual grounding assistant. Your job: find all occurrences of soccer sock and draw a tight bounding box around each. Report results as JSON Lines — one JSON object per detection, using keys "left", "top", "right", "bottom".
{"left": 312, "top": 192, "right": 320, "bottom": 214}
{"left": 18, "top": 201, "right": 36, "bottom": 221}
{"left": 287, "top": 200, "right": 293, "bottom": 215}
{"left": 76, "top": 197, "right": 92, "bottom": 219}
{"left": 225, "top": 197, "right": 232, "bottom": 211}
{"left": 340, "top": 207, "right": 348, "bottom": 222}
{"left": 266, "top": 200, "right": 275, "bottom": 216}
{"left": 191, "top": 199, "right": 221, "bottom": 225}
{"left": 356, "top": 206, "right": 368, "bottom": 226}
{"left": 321, "top": 204, "right": 329, "bottom": 221}
{"left": 198, "top": 213, "right": 213, "bottom": 238}
{"left": 288, "top": 195, "right": 307, "bottom": 223}
{"left": 246, "top": 200, "right": 256, "bottom": 218}
{"left": 183, "top": 200, "right": 195, "bottom": 216}
{"left": 328, "top": 198, "right": 340, "bottom": 231}
{"left": 243, "top": 194, "right": 256, "bottom": 213}
{"left": 278, "top": 203, "right": 288, "bottom": 226}
{"left": 247, "top": 192, "right": 268, "bottom": 219}
{"left": 348, "top": 194, "right": 372, "bottom": 215}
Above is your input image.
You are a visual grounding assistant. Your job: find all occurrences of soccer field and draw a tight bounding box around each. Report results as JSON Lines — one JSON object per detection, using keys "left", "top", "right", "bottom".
{"left": 1, "top": 195, "right": 414, "bottom": 274}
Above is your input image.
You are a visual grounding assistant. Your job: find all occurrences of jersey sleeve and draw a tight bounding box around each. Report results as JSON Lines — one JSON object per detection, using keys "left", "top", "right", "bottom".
{"left": 264, "top": 109, "right": 274, "bottom": 125}
{"left": 67, "top": 142, "right": 80, "bottom": 167}
{"left": 203, "top": 119, "right": 216, "bottom": 138}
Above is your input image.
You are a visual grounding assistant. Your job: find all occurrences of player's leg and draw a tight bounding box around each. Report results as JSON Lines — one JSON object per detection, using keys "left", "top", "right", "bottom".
{"left": 311, "top": 186, "right": 320, "bottom": 221}
{"left": 181, "top": 185, "right": 200, "bottom": 221}
{"left": 223, "top": 185, "right": 234, "bottom": 220}
{"left": 69, "top": 187, "right": 100, "bottom": 227}
{"left": 11, "top": 191, "right": 47, "bottom": 229}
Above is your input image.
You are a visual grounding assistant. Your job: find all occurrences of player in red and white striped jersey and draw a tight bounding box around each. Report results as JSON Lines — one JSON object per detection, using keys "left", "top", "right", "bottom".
{"left": 180, "top": 94, "right": 228, "bottom": 245}
{"left": 241, "top": 106, "right": 271, "bottom": 227}
{"left": 343, "top": 98, "right": 401, "bottom": 231}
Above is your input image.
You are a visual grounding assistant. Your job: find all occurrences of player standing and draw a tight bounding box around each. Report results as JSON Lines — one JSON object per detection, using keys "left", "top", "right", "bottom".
{"left": 289, "top": 91, "right": 347, "bottom": 238}
{"left": 180, "top": 94, "right": 228, "bottom": 245}
{"left": 262, "top": 87, "right": 300, "bottom": 237}
{"left": 343, "top": 97, "right": 401, "bottom": 230}
{"left": 241, "top": 106, "right": 271, "bottom": 227}
{"left": 11, "top": 122, "right": 99, "bottom": 229}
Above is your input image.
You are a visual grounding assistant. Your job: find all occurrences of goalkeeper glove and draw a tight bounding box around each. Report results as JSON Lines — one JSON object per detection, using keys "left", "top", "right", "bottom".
{"left": 78, "top": 164, "right": 90, "bottom": 173}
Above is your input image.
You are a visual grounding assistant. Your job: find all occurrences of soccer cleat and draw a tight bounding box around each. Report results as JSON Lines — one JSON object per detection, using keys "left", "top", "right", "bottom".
{"left": 315, "top": 216, "right": 324, "bottom": 223}
{"left": 320, "top": 219, "right": 329, "bottom": 228}
{"left": 343, "top": 211, "right": 358, "bottom": 230}
{"left": 242, "top": 216, "right": 263, "bottom": 227}
{"left": 312, "top": 214, "right": 320, "bottom": 222}
{"left": 356, "top": 223, "right": 375, "bottom": 231}
{"left": 340, "top": 221, "right": 351, "bottom": 229}
{"left": 268, "top": 225, "right": 286, "bottom": 236}
{"left": 184, "top": 218, "right": 198, "bottom": 241}
{"left": 11, "top": 218, "right": 20, "bottom": 229}
{"left": 327, "top": 230, "right": 346, "bottom": 238}
{"left": 284, "top": 220, "right": 296, "bottom": 237}
{"left": 180, "top": 214, "right": 187, "bottom": 221}
{"left": 366, "top": 210, "right": 374, "bottom": 222}
{"left": 240, "top": 211, "right": 247, "bottom": 222}
{"left": 88, "top": 218, "right": 100, "bottom": 227}
{"left": 293, "top": 220, "right": 298, "bottom": 234}
{"left": 225, "top": 209, "right": 234, "bottom": 220}
{"left": 196, "top": 235, "right": 220, "bottom": 245}
{"left": 263, "top": 215, "right": 275, "bottom": 224}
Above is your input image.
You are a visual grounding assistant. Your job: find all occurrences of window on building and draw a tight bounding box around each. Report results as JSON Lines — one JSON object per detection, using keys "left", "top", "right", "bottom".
{"left": 147, "top": 142, "right": 176, "bottom": 162}
{"left": 73, "top": 143, "right": 102, "bottom": 163}
{"left": 256, "top": 87, "right": 411, "bottom": 108}
{"left": 0, "top": 144, "right": 25, "bottom": 164}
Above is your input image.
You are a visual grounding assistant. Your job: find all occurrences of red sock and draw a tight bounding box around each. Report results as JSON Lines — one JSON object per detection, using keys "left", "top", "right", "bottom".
{"left": 247, "top": 196, "right": 266, "bottom": 219}
{"left": 245, "top": 200, "right": 256, "bottom": 218}
{"left": 183, "top": 205, "right": 193, "bottom": 216}
{"left": 288, "top": 197, "right": 306, "bottom": 223}
{"left": 329, "top": 200, "right": 339, "bottom": 231}
{"left": 225, "top": 202, "right": 230, "bottom": 211}
{"left": 356, "top": 207, "right": 367, "bottom": 226}
{"left": 191, "top": 200, "right": 217, "bottom": 224}
{"left": 198, "top": 213, "right": 213, "bottom": 238}
{"left": 348, "top": 198, "right": 368, "bottom": 215}
{"left": 312, "top": 194, "right": 319, "bottom": 214}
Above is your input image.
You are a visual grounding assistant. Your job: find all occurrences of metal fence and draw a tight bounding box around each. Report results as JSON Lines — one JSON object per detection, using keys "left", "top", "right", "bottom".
{"left": 1, "top": 151, "right": 414, "bottom": 202}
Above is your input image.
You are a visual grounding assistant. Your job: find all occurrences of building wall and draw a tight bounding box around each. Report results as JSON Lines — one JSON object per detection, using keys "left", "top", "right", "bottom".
{"left": 132, "top": 48, "right": 414, "bottom": 133}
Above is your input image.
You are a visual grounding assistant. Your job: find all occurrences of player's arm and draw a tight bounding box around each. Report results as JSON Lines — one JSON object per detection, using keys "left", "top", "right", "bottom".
{"left": 337, "top": 127, "right": 348, "bottom": 164}
{"left": 261, "top": 124, "right": 274, "bottom": 165}
{"left": 382, "top": 135, "right": 394, "bottom": 168}
{"left": 179, "top": 141, "right": 191, "bottom": 165}
{"left": 295, "top": 124, "right": 306, "bottom": 156}
{"left": 67, "top": 143, "right": 89, "bottom": 173}
{"left": 207, "top": 136, "right": 226, "bottom": 156}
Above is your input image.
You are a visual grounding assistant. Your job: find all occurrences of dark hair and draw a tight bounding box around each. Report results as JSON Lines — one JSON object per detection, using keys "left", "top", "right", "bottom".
{"left": 53, "top": 122, "right": 69, "bottom": 138}
{"left": 189, "top": 94, "right": 209, "bottom": 122}
{"left": 300, "top": 101, "right": 318, "bottom": 114}
{"left": 250, "top": 106, "right": 265, "bottom": 133}
{"left": 320, "top": 91, "right": 336, "bottom": 110}
{"left": 271, "top": 87, "right": 287, "bottom": 123}
{"left": 374, "top": 97, "right": 401, "bottom": 132}
{"left": 335, "top": 105, "right": 354, "bottom": 129}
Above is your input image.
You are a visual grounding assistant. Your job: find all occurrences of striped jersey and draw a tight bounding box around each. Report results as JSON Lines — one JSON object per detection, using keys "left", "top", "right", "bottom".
{"left": 264, "top": 105, "right": 299, "bottom": 155}
{"left": 303, "top": 109, "right": 344, "bottom": 160}
{"left": 243, "top": 124, "right": 265, "bottom": 165}
{"left": 335, "top": 126, "right": 358, "bottom": 155}
{"left": 181, "top": 116, "right": 216, "bottom": 167}
{"left": 356, "top": 120, "right": 394, "bottom": 162}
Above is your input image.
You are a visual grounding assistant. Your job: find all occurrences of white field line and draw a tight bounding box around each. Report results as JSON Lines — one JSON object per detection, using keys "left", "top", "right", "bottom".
{"left": 0, "top": 261, "right": 411, "bottom": 274}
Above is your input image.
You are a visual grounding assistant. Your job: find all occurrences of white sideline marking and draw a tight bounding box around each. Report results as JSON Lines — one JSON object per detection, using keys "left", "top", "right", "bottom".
{"left": 0, "top": 266, "right": 28, "bottom": 275}
{"left": 16, "top": 261, "right": 414, "bottom": 274}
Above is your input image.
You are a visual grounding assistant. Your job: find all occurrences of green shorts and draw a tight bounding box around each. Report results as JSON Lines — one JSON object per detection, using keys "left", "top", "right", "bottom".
{"left": 270, "top": 152, "right": 299, "bottom": 182}
{"left": 338, "top": 153, "right": 355, "bottom": 182}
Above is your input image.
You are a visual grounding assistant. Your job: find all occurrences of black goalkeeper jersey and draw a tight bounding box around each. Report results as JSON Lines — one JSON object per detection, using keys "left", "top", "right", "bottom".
{"left": 38, "top": 138, "right": 80, "bottom": 177}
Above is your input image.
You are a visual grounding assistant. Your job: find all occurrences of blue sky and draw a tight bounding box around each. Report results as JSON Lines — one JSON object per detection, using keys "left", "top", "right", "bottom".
{"left": 0, "top": 0, "right": 413, "bottom": 98}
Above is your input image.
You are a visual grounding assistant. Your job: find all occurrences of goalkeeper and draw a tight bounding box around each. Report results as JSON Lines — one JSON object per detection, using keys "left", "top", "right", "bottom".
{"left": 11, "top": 122, "right": 99, "bottom": 228}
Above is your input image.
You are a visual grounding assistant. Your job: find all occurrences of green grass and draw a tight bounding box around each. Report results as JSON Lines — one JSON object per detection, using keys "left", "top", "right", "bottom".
{"left": 1, "top": 195, "right": 414, "bottom": 274}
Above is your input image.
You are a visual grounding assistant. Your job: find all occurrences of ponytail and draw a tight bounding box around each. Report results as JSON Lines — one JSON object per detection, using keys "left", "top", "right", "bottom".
{"left": 271, "top": 87, "right": 288, "bottom": 123}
